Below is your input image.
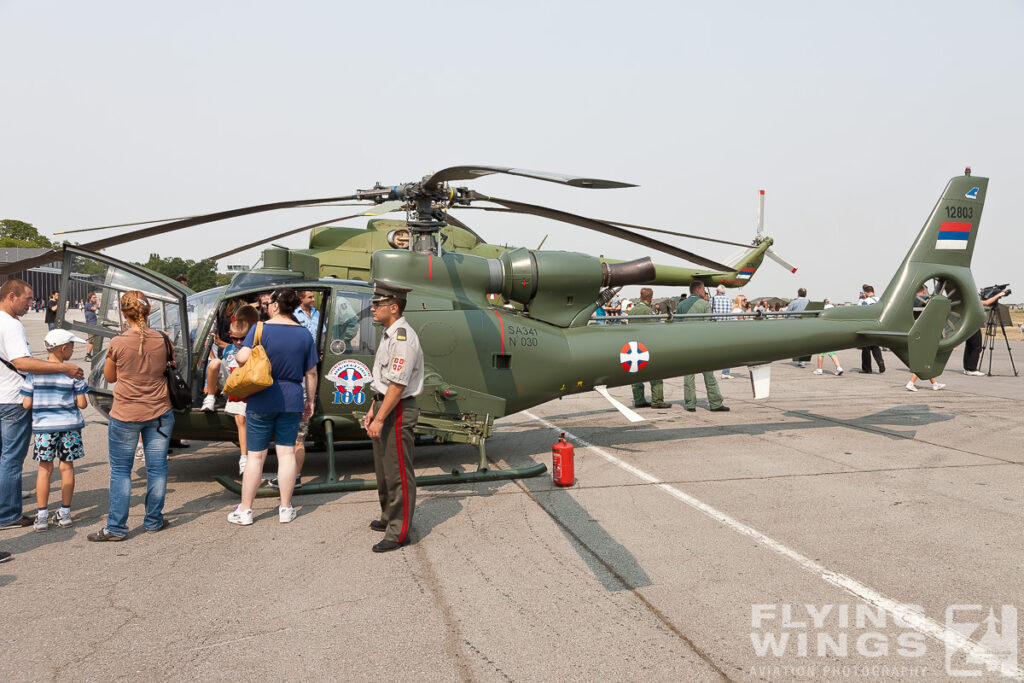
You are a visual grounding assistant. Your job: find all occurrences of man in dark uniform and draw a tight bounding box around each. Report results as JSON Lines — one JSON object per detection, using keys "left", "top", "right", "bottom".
{"left": 364, "top": 280, "right": 424, "bottom": 553}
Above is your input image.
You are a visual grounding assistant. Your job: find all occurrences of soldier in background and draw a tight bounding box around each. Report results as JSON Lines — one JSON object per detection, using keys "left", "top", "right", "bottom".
{"left": 629, "top": 288, "right": 670, "bottom": 409}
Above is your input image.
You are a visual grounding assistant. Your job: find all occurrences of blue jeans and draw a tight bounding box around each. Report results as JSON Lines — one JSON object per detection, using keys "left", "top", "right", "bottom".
{"left": 105, "top": 410, "right": 174, "bottom": 536}
{"left": 0, "top": 403, "right": 32, "bottom": 525}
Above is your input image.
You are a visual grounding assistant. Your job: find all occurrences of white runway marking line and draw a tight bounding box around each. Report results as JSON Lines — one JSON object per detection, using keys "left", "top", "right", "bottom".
{"left": 523, "top": 410, "right": 1024, "bottom": 680}
{"left": 593, "top": 385, "right": 645, "bottom": 422}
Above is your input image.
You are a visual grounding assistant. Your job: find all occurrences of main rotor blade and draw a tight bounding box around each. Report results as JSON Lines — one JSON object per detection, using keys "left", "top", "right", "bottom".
{"left": 207, "top": 201, "right": 408, "bottom": 262}
{"left": 207, "top": 214, "right": 364, "bottom": 262}
{"left": 471, "top": 195, "right": 735, "bottom": 271}
{"left": 601, "top": 220, "right": 752, "bottom": 249}
{"left": 54, "top": 216, "right": 198, "bottom": 235}
{"left": 453, "top": 205, "right": 752, "bottom": 249}
{"left": 425, "top": 166, "right": 635, "bottom": 189}
{"left": 440, "top": 212, "right": 485, "bottom": 242}
{"left": 79, "top": 193, "right": 367, "bottom": 253}
{"left": 0, "top": 192, "right": 373, "bottom": 276}
{"left": 55, "top": 202, "right": 386, "bottom": 235}
{"left": 0, "top": 249, "right": 60, "bottom": 276}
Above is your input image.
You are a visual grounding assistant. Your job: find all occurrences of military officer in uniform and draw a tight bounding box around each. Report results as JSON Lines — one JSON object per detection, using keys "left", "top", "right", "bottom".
{"left": 364, "top": 280, "right": 424, "bottom": 553}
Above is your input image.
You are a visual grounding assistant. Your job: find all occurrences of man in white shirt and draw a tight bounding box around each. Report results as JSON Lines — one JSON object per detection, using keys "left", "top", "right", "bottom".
{"left": 0, "top": 279, "right": 84, "bottom": 530}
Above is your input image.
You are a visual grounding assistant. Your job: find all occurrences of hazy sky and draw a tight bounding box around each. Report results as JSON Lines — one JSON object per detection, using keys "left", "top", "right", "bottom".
{"left": 2, "top": 1, "right": 1022, "bottom": 301}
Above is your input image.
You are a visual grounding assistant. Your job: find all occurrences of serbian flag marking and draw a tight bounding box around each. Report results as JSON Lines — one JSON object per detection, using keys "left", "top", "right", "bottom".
{"left": 619, "top": 341, "right": 650, "bottom": 373}
{"left": 737, "top": 267, "right": 755, "bottom": 280}
{"left": 936, "top": 222, "right": 971, "bottom": 250}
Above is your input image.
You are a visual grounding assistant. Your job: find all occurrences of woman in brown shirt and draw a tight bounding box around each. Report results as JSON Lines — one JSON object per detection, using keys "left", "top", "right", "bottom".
{"left": 87, "top": 291, "right": 175, "bottom": 542}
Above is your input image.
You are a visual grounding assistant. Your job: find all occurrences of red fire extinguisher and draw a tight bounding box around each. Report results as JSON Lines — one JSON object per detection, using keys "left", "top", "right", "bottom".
{"left": 552, "top": 432, "right": 575, "bottom": 486}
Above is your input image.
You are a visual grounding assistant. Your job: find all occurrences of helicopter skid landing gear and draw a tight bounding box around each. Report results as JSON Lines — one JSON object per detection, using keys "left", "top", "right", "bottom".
{"left": 213, "top": 417, "right": 547, "bottom": 497}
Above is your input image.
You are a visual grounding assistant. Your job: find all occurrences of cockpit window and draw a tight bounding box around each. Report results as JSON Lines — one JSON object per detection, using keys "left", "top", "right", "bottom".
{"left": 331, "top": 292, "right": 376, "bottom": 355}
{"left": 184, "top": 286, "right": 226, "bottom": 345}
{"left": 386, "top": 229, "right": 411, "bottom": 249}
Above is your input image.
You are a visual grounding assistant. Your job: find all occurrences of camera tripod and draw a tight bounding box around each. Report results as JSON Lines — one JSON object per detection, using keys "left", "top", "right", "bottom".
{"left": 977, "top": 304, "right": 1018, "bottom": 376}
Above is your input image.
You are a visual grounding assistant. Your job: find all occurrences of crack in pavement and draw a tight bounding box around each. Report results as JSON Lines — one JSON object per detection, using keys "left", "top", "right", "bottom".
{"left": 410, "top": 543, "right": 475, "bottom": 682}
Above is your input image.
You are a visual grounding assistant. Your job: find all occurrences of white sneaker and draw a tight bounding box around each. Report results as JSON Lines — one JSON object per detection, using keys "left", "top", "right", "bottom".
{"left": 56, "top": 508, "right": 73, "bottom": 528}
{"left": 964, "top": 370, "right": 985, "bottom": 376}
{"left": 798, "top": 361, "right": 807, "bottom": 367}
{"left": 34, "top": 513, "right": 49, "bottom": 532}
{"left": 279, "top": 506, "right": 297, "bottom": 524}
{"left": 201, "top": 394, "right": 217, "bottom": 412}
{"left": 836, "top": 367, "right": 844, "bottom": 376}
{"left": 227, "top": 506, "right": 253, "bottom": 525}
{"left": 135, "top": 443, "right": 145, "bottom": 459}
{"left": 238, "top": 455, "right": 247, "bottom": 476}
{"left": 720, "top": 373, "right": 732, "bottom": 379}
{"left": 812, "top": 368, "right": 823, "bottom": 375}
{"left": 932, "top": 383, "right": 946, "bottom": 391}
{"left": 905, "top": 381, "right": 918, "bottom": 392}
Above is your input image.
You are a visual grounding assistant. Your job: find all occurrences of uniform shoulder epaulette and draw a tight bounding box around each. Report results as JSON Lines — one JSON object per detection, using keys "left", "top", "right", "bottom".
{"left": 396, "top": 327, "right": 407, "bottom": 341}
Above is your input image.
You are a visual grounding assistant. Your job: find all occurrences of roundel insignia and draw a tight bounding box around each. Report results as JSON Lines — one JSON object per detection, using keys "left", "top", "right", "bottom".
{"left": 325, "top": 359, "right": 372, "bottom": 405}
{"left": 329, "top": 339, "right": 347, "bottom": 355}
{"left": 619, "top": 341, "right": 649, "bottom": 373}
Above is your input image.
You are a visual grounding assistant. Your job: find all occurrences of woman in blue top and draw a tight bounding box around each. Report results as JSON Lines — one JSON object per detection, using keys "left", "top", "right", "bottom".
{"left": 228, "top": 288, "right": 318, "bottom": 526}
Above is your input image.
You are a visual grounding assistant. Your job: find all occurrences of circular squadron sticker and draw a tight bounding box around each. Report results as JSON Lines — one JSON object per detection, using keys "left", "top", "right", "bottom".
{"left": 619, "top": 341, "right": 650, "bottom": 373}
{"left": 325, "top": 359, "right": 372, "bottom": 405}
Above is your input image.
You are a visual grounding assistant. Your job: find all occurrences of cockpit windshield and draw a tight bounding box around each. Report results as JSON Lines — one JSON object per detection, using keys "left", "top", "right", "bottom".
{"left": 184, "top": 286, "right": 226, "bottom": 347}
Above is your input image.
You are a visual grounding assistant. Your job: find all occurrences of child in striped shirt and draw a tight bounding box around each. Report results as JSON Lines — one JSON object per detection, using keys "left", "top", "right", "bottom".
{"left": 21, "top": 330, "right": 89, "bottom": 531}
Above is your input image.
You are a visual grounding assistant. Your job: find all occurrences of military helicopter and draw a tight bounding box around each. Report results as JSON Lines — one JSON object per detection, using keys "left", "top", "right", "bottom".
{"left": 3, "top": 166, "right": 986, "bottom": 497}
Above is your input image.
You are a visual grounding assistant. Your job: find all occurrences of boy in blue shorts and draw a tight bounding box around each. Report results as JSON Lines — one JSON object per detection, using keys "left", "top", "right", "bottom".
{"left": 21, "top": 330, "right": 89, "bottom": 531}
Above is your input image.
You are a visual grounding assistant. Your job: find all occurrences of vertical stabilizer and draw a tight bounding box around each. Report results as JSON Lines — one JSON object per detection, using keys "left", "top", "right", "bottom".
{"left": 844, "top": 171, "right": 988, "bottom": 378}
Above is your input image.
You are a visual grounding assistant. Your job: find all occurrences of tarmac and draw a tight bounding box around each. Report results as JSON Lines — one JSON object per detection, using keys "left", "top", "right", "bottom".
{"left": 2, "top": 310, "right": 1023, "bottom": 681}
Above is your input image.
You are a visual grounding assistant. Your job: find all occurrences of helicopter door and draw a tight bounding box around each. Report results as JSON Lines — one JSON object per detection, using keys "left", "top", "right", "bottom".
{"left": 319, "top": 289, "right": 377, "bottom": 411}
{"left": 56, "top": 247, "right": 192, "bottom": 408}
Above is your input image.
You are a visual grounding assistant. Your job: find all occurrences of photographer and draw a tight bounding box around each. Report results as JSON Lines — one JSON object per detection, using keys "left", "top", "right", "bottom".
{"left": 963, "top": 286, "right": 1010, "bottom": 375}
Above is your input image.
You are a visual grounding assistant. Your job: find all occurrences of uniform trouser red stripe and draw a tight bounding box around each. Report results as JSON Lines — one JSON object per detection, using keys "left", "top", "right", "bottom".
{"left": 371, "top": 398, "right": 418, "bottom": 543}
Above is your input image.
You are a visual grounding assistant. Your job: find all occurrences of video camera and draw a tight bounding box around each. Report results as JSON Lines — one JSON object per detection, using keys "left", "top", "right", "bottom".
{"left": 980, "top": 284, "right": 1011, "bottom": 300}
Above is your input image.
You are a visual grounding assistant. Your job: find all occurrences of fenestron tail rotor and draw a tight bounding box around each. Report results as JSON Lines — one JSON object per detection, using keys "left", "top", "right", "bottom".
{"left": 929, "top": 278, "right": 966, "bottom": 339}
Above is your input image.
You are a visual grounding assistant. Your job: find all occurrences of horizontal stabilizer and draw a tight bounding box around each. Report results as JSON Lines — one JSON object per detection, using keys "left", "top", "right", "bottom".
{"left": 748, "top": 364, "right": 771, "bottom": 399}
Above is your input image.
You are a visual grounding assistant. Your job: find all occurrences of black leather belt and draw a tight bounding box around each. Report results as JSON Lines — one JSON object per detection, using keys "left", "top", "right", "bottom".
{"left": 373, "top": 392, "right": 415, "bottom": 402}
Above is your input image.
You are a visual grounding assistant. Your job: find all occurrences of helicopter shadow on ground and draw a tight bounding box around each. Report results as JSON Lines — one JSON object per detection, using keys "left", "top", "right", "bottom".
{"left": 518, "top": 403, "right": 956, "bottom": 453}
{"left": 0, "top": 574, "right": 15, "bottom": 588}
{"left": 478, "top": 430, "right": 653, "bottom": 592}
{"left": 156, "top": 439, "right": 518, "bottom": 532}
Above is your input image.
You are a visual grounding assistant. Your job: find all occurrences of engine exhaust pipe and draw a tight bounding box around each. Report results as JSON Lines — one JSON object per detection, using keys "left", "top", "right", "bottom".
{"left": 602, "top": 257, "right": 656, "bottom": 286}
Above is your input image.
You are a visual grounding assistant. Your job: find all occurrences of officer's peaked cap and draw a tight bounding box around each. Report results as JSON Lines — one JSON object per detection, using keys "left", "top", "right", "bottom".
{"left": 370, "top": 279, "right": 412, "bottom": 302}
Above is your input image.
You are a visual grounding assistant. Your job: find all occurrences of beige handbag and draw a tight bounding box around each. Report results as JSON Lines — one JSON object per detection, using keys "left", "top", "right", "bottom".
{"left": 222, "top": 322, "right": 273, "bottom": 398}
